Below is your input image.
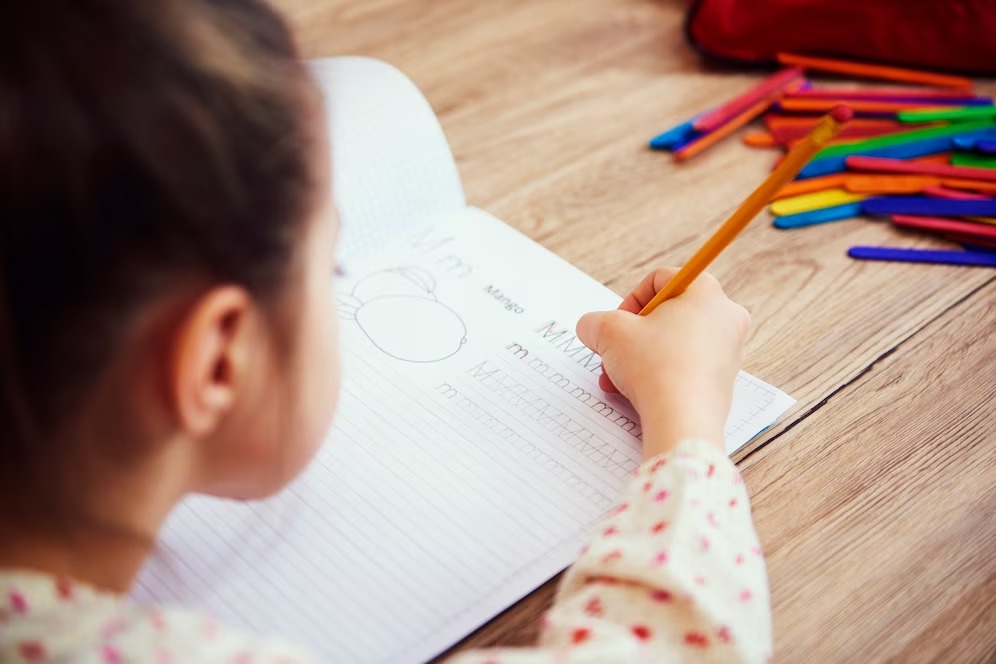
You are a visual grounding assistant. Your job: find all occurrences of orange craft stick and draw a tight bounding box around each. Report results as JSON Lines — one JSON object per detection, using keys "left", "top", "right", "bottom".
{"left": 785, "top": 87, "right": 983, "bottom": 100}
{"left": 772, "top": 173, "right": 847, "bottom": 199}
{"left": 673, "top": 97, "right": 772, "bottom": 161}
{"left": 777, "top": 53, "right": 973, "bottom": 89}
{"left": 742, "top": 131, "right": 779, "bottom": 148}
{"left": 843, "top": 174, "right": 940, "bottom": 194}
{"left": 939, "top": 178, "right": 996, "bottom": 194}
{"left": 692, "top": 67, "right": 804, "bottom": 133}
{"left": 640, "top": 107, "right": 852, "bottom": 315}
{"left": 780, "top": 98, "right": 956, "bottom": 114}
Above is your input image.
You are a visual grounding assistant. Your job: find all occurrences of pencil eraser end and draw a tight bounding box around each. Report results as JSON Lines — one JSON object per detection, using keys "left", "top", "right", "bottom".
{"left": 830, "top": 104, "right": 854, "bottom": 123}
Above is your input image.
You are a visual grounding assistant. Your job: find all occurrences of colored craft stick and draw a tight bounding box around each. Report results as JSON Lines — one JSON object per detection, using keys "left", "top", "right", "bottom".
{"left": 968, "top": 216, "right": 996, "bottom": 225}
{"left": 769, "top": 122, "right": 937, "bottom": 146}
{"left": 950, "top": 136, "right": 996, "bottom": 154}
{"left": 776, "top": 53, "right": 973, "bottom": 89}
{"left": 781, "top": 98, "right": 989, "bottom": 115}
{"left": 941, "top": 179, "right": 996, "bottom": 194}
{"left": 773, "top": 202, "right": 863, "bottom": 229}
{"left": 960, "top": 242, "right": 996, "bottom": 254}
{"left": 844, "top": 174, "right": 938, "bottom": 194}
{"left": 847, "top": 246, "right": 996, "bottom": 267}
{"left": 765, "top": 115, "right": 902, "bottom": 131}
{"left": 945, "top": 234, "right": 996, "bottom": 252}
{"left": 899, "top": 105, "right": 996, "bottom": 123}
{"left": 770, "top": 188, "right": 866, "bottom": 216}
{"left": 891, "top": 214, "right": 996, "bottom": 240}
{"left": 786, "top": 88, "right": 985, "bottom": 101}
{"left": 639, "top": 108, "right": 851, "bottom": 313}
{"left": 951, "top": 152, "right": 996, "bottom": 168}
{"left": 863, "top": 196, "right": 996, "bottom": 217}
{"left": 975, "top": 139, "right": 996, "bottom": 155}
{"left": 912, "top": 153, "right": 955, "bottom": 165}
{"left": 649, "top": 117, "right": 700, "bottom": 150}
{"left": 802, "top": 136, "right": 958, "bottom": 178}
{"left": 924, "top": 186, "right": 991, "bottom": 200}
{"left": 773, "top": 174, "right": 847, "bottom": 199}
{"left": 674, "top": 97, "right": 773, "bottom": 161}
{"left": 815, "top": 120, "right": 996, "bottom": 160}
{"left": 845, "top": 155, "right": 996, "bottom": 182}
{"left": 692, "top": 67, "right": 804, "bottom": 133}
{"left": 742, "top": 131, "right": 779, "bottom": 148}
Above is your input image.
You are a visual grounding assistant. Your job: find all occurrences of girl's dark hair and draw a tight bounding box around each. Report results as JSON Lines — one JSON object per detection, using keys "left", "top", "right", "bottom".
{"left": 0, "top": 1, "right": 317, "bottom": 474}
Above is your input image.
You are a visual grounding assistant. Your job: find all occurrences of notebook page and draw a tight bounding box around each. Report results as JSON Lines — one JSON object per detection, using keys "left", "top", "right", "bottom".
{"left": 134, "top": 207, "right": 794, "bottom": 662}
{"left": 310, "top": 57, "right": 466, "bottom": 264}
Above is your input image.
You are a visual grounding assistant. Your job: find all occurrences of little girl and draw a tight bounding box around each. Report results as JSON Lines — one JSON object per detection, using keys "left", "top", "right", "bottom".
{"left": 0, "top": 0, "right": 770, "bottom": 662}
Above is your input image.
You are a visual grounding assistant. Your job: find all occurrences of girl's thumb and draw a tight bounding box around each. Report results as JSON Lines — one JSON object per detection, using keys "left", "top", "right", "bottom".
{"left": 577, "top": 310, "right": 626, "bottom": 355}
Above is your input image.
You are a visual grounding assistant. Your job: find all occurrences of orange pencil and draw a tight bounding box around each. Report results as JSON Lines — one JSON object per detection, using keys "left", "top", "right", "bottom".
{"left": 639, "top": 106, "right": 852, "bottom": 315}
{"left": 777, "top": 53, "right": 973, "bottom": 89}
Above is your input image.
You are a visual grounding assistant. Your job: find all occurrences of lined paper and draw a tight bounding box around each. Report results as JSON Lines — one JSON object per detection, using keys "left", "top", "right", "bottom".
{"left": 135, "top": 208, "right": 794, "bottom": 662}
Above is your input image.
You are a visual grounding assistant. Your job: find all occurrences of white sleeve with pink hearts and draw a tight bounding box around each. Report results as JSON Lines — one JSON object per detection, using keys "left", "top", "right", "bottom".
{"left": 448, "top": 439, "right": 773, "bottom": 664}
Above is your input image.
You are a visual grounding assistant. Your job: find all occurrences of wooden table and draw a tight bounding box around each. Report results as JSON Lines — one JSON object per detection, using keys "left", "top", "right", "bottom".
{"left": 278, "top": 0, "right": 996, "bottom": 660}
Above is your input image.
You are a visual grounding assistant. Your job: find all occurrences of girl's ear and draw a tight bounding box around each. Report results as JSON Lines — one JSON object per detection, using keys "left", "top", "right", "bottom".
{"left": 169, "top": 286, "right": 255, "bottom": 438}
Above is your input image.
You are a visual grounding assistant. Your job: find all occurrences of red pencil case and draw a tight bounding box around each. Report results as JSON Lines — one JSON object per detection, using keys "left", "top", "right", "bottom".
{"left": 685, "top": 0, "right": 996, "bottom": 75}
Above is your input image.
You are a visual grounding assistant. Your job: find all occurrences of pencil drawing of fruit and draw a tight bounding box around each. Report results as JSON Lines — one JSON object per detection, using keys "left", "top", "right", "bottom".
{"left": 338, "top": 267, "right": 467, "bottom": 363}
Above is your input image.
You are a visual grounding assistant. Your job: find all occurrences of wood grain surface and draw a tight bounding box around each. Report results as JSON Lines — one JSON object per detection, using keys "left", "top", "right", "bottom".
{"left": 274, "top": 0, "right": 996, "bottom": 660}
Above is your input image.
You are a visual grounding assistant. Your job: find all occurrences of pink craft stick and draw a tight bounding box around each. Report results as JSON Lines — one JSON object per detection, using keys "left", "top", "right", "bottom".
{"left": 892, "top": 214, "right": 996, "bottom": 240}
{"left": 846, "top": 156, "right": 996, "bottom": 183}
{"left": 923, "top": 186, "right": 991, "bottom": 200}
{"left": 693, "top": 67, "right": 804, "bottom": 133}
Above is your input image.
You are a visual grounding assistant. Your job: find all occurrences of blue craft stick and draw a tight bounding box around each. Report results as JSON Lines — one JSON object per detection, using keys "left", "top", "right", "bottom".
{"left": 800, "top": 138, "right": 952, "bottom": 178}
{"left": 773, "top": 203, "right": 863, "bottom": 229}
{"left": 952, "top": 136, "right": 978, "bottom": 151}
{"left": 961, "top": 242, "right": 996, "bottom": 255}
{"left": 947, "top": 97, "right": 996, "bottom": 107}
{"left": 848, "top": 246, "right": 996, "bottom": 267}
{"left": 649, "top": 118, "right": 701, "bottom": 150}
{"left": 975, "top": 139, "right": 996, "bottom": 155}
{"left": 861, "top": 196, "right": 996, "bottom": 217}
{"left": 799, "top": 127, "right": 996, "bottom": 178}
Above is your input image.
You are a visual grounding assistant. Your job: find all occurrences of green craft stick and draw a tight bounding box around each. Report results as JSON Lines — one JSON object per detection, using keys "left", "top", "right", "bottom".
{"left": 898, "top": 105, "right": 996, "bottom": 123}
{"left": 813, "top": 119, "right": 996, "bottom": 159}
{"left": 951, "top": 152, "right": 996, "bottom": 168}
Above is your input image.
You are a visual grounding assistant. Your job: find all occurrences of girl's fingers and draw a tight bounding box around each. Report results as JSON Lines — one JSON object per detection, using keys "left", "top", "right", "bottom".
{"left": 617, "top": 267, "right": 681, "bottom": 314}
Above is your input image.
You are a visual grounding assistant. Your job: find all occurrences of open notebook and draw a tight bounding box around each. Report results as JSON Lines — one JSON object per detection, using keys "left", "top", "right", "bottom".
{"left": 133, "top": 57, "right": 794, "bottom": 663}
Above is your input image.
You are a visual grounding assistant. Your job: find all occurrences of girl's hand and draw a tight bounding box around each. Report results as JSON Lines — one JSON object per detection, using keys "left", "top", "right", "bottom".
{"left": 576, "top": 268, "right": 750, "bottom": 459}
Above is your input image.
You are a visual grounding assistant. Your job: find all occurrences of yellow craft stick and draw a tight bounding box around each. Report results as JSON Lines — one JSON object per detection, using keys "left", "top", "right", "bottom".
{"left": 770, "top": 188, "right": 867, "bottom": 216}
{"left": 968, "top": 216, "right": 996, "bottom": 226}
{"left": 638, "top": 106, "right": 852, "bottom": 316}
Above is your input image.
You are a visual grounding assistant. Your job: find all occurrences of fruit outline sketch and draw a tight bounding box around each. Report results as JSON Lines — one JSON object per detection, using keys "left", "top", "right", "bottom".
{"left": 338, "top": 266, "right": 468, "bottom": 363}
